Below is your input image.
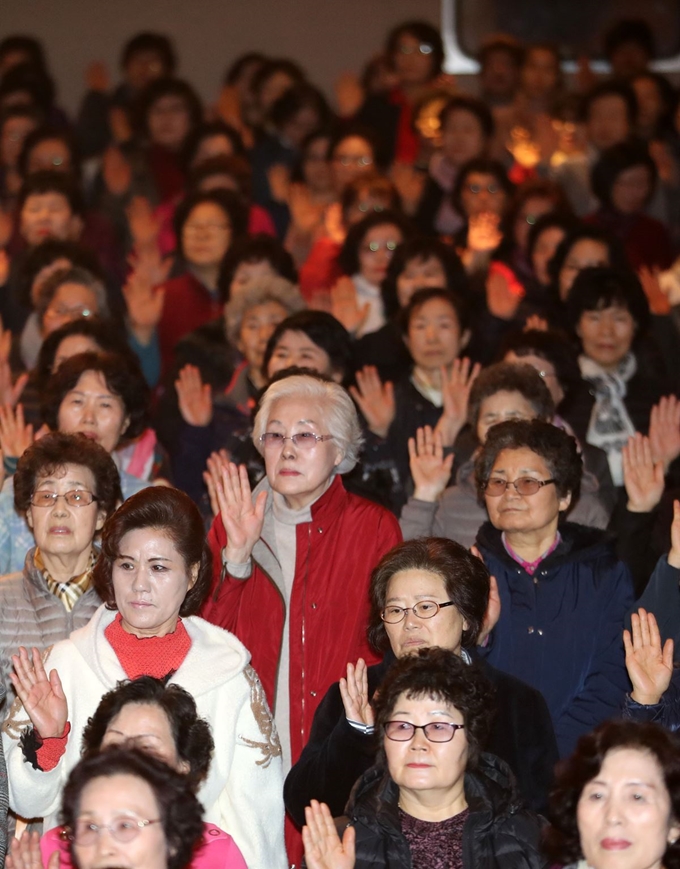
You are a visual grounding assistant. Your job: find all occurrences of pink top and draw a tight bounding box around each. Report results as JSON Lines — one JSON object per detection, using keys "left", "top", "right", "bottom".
{"left": 41, "top": 822, "right": 248, "bottom": 869}
{"left": 502, "top": 531, "right": 561, "bottom": 576}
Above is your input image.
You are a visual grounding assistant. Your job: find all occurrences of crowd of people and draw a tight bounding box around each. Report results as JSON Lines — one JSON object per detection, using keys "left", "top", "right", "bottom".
{"left": 0, "top": 12, "right": 680, "bottom": 869}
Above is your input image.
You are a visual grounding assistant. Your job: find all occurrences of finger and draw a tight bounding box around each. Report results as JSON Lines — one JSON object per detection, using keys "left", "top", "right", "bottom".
{"left": 639, "top": 608, "right": 651, "bottom": 647}
{"left": 623, "top": 629, "right": 633, "bottom": 657}
{"left": 630, "top": 611, "right": 642, "bottom": 648}
{"left": 663, "top": 638, "right": 675, "bottom": 670}
{"left": 647, "top": 610, "right": 662, "bottom": 650}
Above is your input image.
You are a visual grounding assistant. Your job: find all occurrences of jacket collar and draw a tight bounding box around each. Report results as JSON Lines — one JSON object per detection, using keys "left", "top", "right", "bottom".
{"left": 476, "top": 521, "right": 612, "bottom": 571}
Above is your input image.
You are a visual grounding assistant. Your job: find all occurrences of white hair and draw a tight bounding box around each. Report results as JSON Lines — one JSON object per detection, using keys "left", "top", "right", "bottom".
{"left": 253, "top": 375, "right": 364, "bottom": 474}
{"left": 223, "top": 276, "right": 305, "bottom": 344}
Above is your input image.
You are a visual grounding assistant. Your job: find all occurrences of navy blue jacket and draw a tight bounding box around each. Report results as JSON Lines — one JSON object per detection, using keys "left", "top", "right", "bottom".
{"left": 476, "top": 521, "right": 634, "bottom": 758}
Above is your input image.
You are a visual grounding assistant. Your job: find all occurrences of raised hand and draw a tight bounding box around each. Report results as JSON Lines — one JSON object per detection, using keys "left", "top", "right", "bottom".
{"left": 622, "top": 433, "right": 665, "bottom": 514}
{"left": 126, "top": 196, "right": 161, "bottom": 252}
{"left": 10, "top": 646, "right": 68, "bottom": 738}
{"left": 176, "top": 364, "right": 213, "bottom": 427}
{"left": 0, "top": 317, "right": 28, "bottom": 407}
{"left": 303, "top": 800, "right": 356, "bottom": 869}
{"left": 624, "top": 608, "right": 674, "bottom": 706}
{"left": 649, "top": 395, "right": 680, "bottom": 471}
{"left": 210, "top": 461, "right": 267, "bottom": 564}
{"left": 669, "top": 500, "right": 680, "bottom": 570}
{"left": 408, "top": 426, "right": 453, "bottom": 502}
{"left": 638, "top": 265, "right": 671, "bottom": 315}
{"left": 288, "top": 183, "right": 325, "bottom": 235}
{"left": 334, "top": 71, "right": 365, "bottom": 118}
{"left": 348, "top": 366, "right": 395, "bottom": 438}
{"left": 122, "top": 258, "right": 167, "bottom": 345}
{"left": 330, "top": 277, "right": 370, "bottom": 336}
{"left": 0, "top": 404, "right": 35, "bottom": 460}
{"left": 339, "top": 659, "right": 374, "bottom": 727}
{"left": 267, "top": 164, "right": 291, "bottom": 204}
{"left": 102, "top": 145, "right": 132, "bottom": 197}
{"left": 203, "top": 450, "right": 232, "bottom": 518}
{"left": 435, "top": 358, "right": 481, "bottom": 446}
{"left": 6, "top": 831, "right": 58, "bottom": 869}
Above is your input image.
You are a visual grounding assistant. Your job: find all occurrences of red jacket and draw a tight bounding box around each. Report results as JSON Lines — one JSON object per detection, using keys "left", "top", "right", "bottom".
{"left": 158, "top": 271, "right": 222, "bottom": 376}
{"left": 202, "top": 475, "right": 402, "bottom": 762}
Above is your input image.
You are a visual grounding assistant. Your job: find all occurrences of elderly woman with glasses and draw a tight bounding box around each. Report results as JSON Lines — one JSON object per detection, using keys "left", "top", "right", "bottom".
{"left": 473, "top": 418, "right": 635, "bottom": 758}
{"left": 301, "top": 647, "right": 547, "bottom": 869}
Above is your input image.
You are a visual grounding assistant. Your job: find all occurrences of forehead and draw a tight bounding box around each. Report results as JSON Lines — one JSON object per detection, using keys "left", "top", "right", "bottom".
{"left": 108, "top": 701, "right": 173, "bottom": 733}
{"left": 35, "top": 463, "right": 96, "bottom": 486}
{"left": 480, "top": 389, "right": 536, "bottom": 416}
{"left": 409, "top": 297, "right": 459, "bottom": 322}
{"left": 491, "top": 446, "right": 550, "bottom": 473}
{"left": 364, "top": 223, "right": 402, "bottom": 242}
{"left": 23, "top": 191, "right": 70, "bottom": 210}
{"left": 274, "top": 329, "right": 322, "bottom": 352}
{"left": 186, "top": 201, "right": 227, "bottom": 222}
{"left": 333, "top": 135, "right": 372, "bottom": 156}
{"left": 386, "top": 568, "right": 447, "bottom": 597}
{"left": 404, "top": 254, "right": 445, "bottom": 272}
{"left": 590, "top": 746, "right": 666, "bottom": 785}
{"left": 71, "top": 369, "right": 115, "bottom": 394}
{"left": 78, "top": 772, "right": 159, "bottom": 816}
{"left": 566, "top": 238, "right": 609, "bottom": 260}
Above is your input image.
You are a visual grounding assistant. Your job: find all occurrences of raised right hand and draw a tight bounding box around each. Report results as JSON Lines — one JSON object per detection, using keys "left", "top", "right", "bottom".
{"left": 621, "top": 433, "right": 664, "bottom": 514}
{"left": 339, "top": 659, "right": 374, "bottom": 727}
{"left": 10, "top": 647, "right": 68, "bottom": 738}
{"left": 210, "top": 461, "right": 267, "bottom": 564}
{"left": 348, "top": 366, "right": 395, "bottom": 438}
{"left": 6, "top": 831, "right": 58, "bottom": 869}
{"left": 408, "top": 425, "right": 453, "bottom": 502}
{"left": 624, "top": 609, "right": 674, "bottom": 706}
{"left": 0, "top": 403, "right": 34, "bottom": 460}
{"left": 303, "top": 801, "right": 356, "bottom": 869}
{"left": 175, "top": 364, "right": 213, "bottom": 427}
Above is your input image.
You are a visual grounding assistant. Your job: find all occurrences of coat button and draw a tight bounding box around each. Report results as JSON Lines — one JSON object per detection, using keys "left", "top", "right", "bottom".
{"left": 310, "top": 690, "right": 317, "bottom": 697}
{"left": 527, "top": 626, "right": 534, "bottom": 634}
{"left": 311, "top": 602, "right": 317, "bottom": 609}
{"left": 317, "top": 527, "right": 323, "bottom": 533}
{"left": 537, "top": 628, "right": 544, "bottom": 636}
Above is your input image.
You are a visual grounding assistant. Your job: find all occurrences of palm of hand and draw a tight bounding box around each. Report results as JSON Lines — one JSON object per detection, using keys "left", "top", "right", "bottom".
{"left": 23, "top": 680, "right": 67, "bottom": 737}
{"left": 412, "top": 450, "right": 448, "bottom": 488}
{"left": 628, "top": 647, "right": 672, "bottom": 696}
{"left": 222, "top": 498, "right": 264, "bottom": 552}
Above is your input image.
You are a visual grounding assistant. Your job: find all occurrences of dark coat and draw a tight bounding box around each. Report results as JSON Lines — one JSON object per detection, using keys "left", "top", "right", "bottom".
{"left": 476, "top": 522, "right": 635, "bottom": 758}
{"left": 284, "top": 650, "right": 558, "bottom": 825}
{"left": 346, "top": 753, "right": 547, "bottom": 869}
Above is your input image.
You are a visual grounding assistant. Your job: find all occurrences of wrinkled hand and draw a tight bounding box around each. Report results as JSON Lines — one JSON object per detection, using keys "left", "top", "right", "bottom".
{"left": 203, "top": 450, "right": 232, "bottom": 517}
{"left": 624, "top": 609, "right": 674, "bottom": 706}
{"left": 435, "top": 358, "right": 481, "bottom": 446}
{"left": 334, "top": 71, "right": 365, "bottom": 118}
{"left": 102, "top": 145, "right": 132, "bottom": 196}
{"left": 467, "top": 212, "right": 502, "bottom": 255}
{"left": 303, "top": 801, "right": 356, "bottom": 869}
{"left": 471, "top": 546, "right": 501, "bottom": 644}
{"left": 10, "top": 646, "right": 68, "bottom": 738}
{"left": 126, "top": 196, "right": 161, "bottom": 251}
{"left": 6, "top": 831, "right": 58, "bottom": 869}
{"left": 638, "top": 265, "right": 671, "bottom": 315}
{"left": 210, "top": 461, "right": 266, "bottom": 564}
{"left": 669, "top": 500, "right": 680, "bottom": 570}
{"left": 0, "top": 403, "right": 34, "bottom": 459}
{"left": 349, "top": 366, "right": 395, "bottom": 438}
{"left": 408, "top": 425, "right": 453, "bottom": 502}
{"left": 330, "top": 277, "right": 370, "bottom": 336}
{"left": 176, "top": 364, "right": 213, "bottom": 427}
{"left": 622, "top": 433, "right": 665, "bottom": 514}
{"left": 339, "top": 659, "right": 374, "bottom": 727}
{"left": 649, "top": 395, "right": 680, "bottom": 471}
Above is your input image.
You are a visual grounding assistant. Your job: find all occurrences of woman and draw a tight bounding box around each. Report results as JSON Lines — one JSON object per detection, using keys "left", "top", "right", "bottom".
{"left": 285, "top": 537, "right": 558, "bottom": 823}
{"left": 473, "top": 418, "right": 634, "bottom": 757}
{"left": 543, "top": 719, "right": 680, "bottom": 869}
{"left": 0, "top": 351, "right": 153, "bottom": 575}
{"left": 3, "top": 486, "right": 285, "bottom": 869}
{"left": 303, "top": 647, "right": 547, "bottom": 869}
{"left": 201, "top": 372, "right": 402, "bottom": 773}
{"left": 400, "top": 362, "right": 610, "bottom": 548}
{"left": 0, "top": 432, "right": 121, "bottom": 700}
{"left": 40, "top": 676, "right": 247, "bottom": 869}
{"left": 547, "top": 225, "right": 624, "bottom": 312}
{"left": 8, "top": 748, "right": 205, "bottom": 869}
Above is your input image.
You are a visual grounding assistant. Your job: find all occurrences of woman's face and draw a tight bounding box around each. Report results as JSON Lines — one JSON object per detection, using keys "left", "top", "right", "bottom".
{"left": 577, "top": 747, "right": 680, "bottom": 869}
{"left": 514, "top": 195, "right": 555, "bottom": 251}
{"left": 330, "top": 136, "right": 374, "bottom": 193}
{"left": 27, "top": 138, "right": 72, "bottom": 174}
{"left": 20, "top": 192, "right": 78, "bottom": 246}
{"left": 405, "top": 297, "right": 465, "bottom": 372}
{"left": 266, "top": 329, "right": 335, "bottom": 380}
{"left": 236, "top": 300, "right": 289, "bottom": 370}
{"left": 190, "top": 133, "right": 235, "bottom": 168}
{"left": 148, "top": 94, "right": 191, "bottom": 151}
{"left": 101, "top": 702, "right": 188, "bottom": 773}
{"left": 58, "top": 370, "right": 130, "bottom": 454}
{"left": 441, "top": 109, "right": 486, "bottom": 167}
{"left": 504, "top": 352, "right": 564, "bottom": 405}
{"left": 632, "top": 77, "right": 664, "bottom": 134}
{"left": 384, "top": 569, "right": 467, "bottom": 658}
{"left": 484, "top": 446, "right": 571, "bottom": 536}
{"left": 577, "top": 305, "right": 636, "bottom": 371}
{"left": 392, "top": 31, "right": 437, "bottom": 87}
{"left": 611, "top": 165, "right": 652, "bottom": 215}
{"left": 384, "top": 692, "right": 468, "bottom": 797}
{"left": 42, "top": 282, "right": 99, "bottom": 336}
{"left": 358, "top": 223, "right": 404, "bottom": 286}
{"left": 52, "top": 336, "right": 101, "bottom": 373}
{"left": 459, "top": 171, "right": 507, "bottom": 218}
{"left": 262, "top": 397, "right": 343, "bottom": 510}
{"left": 558, "top": 238, "right": 610, "bottom": 301}
{"left": 521, "top": 48, "right": 559, "bottom": 100}
{"left": 182, "top": 202, "right": 232, "bottom": 268}
{"left": 476, "top": 390, "right": 539, "bottom": 444}
{"left": 396, "top": 255, "right": 448, "bottom": 308}
{"left": 531, "top": 225, "right": 566, "bottom": 286}
{"left": 72, "top": 774, "right": 168, "bottom": 869}
{"left": 26, "top": 463, "right": 105, "bottom": 560}
{"left": 112, "top": 528, "right": 197, "bottom": 638}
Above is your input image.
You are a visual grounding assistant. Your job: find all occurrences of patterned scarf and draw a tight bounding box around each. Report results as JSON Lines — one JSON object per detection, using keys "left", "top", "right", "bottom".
{"left": 579, "top": 352, "right": 637, "bottom": 486}
{"left": 36, "top": 547, "right": 97, "bottom": 612}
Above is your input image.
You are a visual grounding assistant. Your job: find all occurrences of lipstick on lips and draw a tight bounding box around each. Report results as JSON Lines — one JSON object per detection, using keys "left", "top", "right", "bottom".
{"left": 600, "top": 839, "right": 631, "bottom": 851}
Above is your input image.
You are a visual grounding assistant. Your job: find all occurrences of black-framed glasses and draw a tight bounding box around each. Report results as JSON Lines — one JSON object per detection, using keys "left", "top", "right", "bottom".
{"left": 381, "top": 600, "right": 455, "bottom": 624}
{"left": 259, "top": 432, "right": 335, "bottom": 450}
{"left": 384, "top": 721, "right": 465, "bottom": 742}
{"left": 483, "top": 477, "right": 556, "bottom": 497}
{"left": 30, "top": 490, "right": 98, "bottom": 508}
{"left": 66, "top": 816, "right": 162, "bottom": 845}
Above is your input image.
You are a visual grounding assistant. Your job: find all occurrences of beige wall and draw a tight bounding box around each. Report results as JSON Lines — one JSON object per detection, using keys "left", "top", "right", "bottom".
{"left": 0, "top": 0, "right": 441, "bottom": 115}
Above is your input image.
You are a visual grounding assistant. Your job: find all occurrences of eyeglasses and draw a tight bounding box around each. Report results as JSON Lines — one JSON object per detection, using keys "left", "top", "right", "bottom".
{"left": 45, "top": 303, "right": 94, "bottom": 319}
{"left": 384, "top": 721, "right": 465, "bottom": 742}
{"left": 398, "top": 43, "right": 434, "bottom": 56}
{"left": 333, "top": 155, "right": 373, "bottom": 167}
{"left": 362, "top": 240, "right": 398, "bottom": 253}
{"left": 260, "top": 432, "right": 335, "bottom": 450}
{"left": 66, "top": 816, "right": 162, "bottom": 846}
{"left": 483, "top": 477, "right": 556, "bottom": 497}
{"left": 381, "top": 600, "right": 455, "bottom": 624}
{"left": 30, "top": 490, "right": 98, "bottom": 508}
{"left": 466, "top": 183, "right": 500, "bottom": 194}
{"left": 183, "top": 222, "right": 230, "bottom": 236}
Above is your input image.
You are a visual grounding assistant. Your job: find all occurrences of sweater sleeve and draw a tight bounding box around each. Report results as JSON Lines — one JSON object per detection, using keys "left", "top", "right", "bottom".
{"left": 554, "top": 561, "right": 635, "bottom": 757}
{"left": 399, "top": 497, "right": 437, "bottom": 540}
{"left": 283, "top": 680, "right": 377, "bottom": 827}
{"left": 217, "top": 666, "right": 286, "bottom": 869}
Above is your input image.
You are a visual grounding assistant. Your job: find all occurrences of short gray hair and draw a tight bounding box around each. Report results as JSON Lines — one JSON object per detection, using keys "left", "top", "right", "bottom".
{"left": 252, "top": 375, "right": 364, "bottom": 474}
{"left": 36, "top": 266, "right": 109, "bottom": 322}
{"left": 224, "top": 276, "right": 305, "bottom": 345}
